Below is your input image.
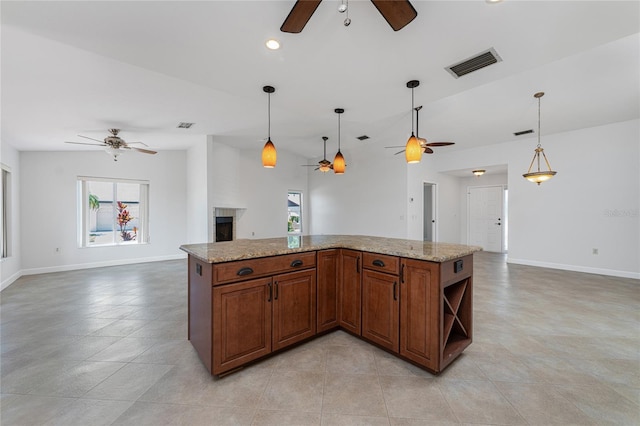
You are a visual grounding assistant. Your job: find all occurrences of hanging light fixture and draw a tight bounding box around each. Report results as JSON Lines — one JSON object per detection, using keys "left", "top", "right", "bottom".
{"left": 523, "top": 92, "right": 557, "bottom": 185}
{"left": 405, "top": 80, "right": 422, "bottom": 164}
{"left": 472, "top": 169, "right": 486, "bottom": 177}
{"left": 333, "top": 108, "right": 346, "bottom": 174}
{"left": 319, "top": 137, "right": 331, "bottom": 173}
{"left": 261, "top": 85, "right": 277, "bottom": 168}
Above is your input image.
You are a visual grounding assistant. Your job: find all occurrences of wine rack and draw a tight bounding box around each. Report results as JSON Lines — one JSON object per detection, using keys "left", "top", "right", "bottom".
{"left": 441, "top": 277, "right": 472, "bottom": 368}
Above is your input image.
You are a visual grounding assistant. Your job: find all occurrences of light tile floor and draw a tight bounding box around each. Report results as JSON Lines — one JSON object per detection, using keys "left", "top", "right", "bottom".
{"left": 1, "top": 252, "right": 638, "bottom": 425}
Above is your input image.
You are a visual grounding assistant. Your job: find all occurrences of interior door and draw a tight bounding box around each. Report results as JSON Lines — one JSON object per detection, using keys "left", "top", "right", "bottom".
{"left": 468, "top": 186, "right": 504, "bottom": 252}
{"left": 423, "top": 183, "right": 436, "bottom": 242}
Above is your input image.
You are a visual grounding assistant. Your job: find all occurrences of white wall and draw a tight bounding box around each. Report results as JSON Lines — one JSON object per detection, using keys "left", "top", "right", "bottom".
{"left": 186, "top": 138, "right": 208, "bottom": 243}
{"left": 1, "top": 142, "right": 22, "bottom": 289}
{"left": 308, "top": 147, "right": 408, "bottom": 238}
{"left": 19, "top": 150, "right": 187, "bottom": 273}
{"left": 428, "top": 119, "right": 640, "bottom": 278}
{"left": 236, "top": 147, "right": 309, "bottom": 239}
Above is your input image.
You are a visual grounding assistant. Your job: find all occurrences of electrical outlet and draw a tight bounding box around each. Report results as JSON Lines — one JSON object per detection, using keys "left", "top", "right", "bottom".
{"left": 592, "top": 248, "right": 598, "bottom": 255}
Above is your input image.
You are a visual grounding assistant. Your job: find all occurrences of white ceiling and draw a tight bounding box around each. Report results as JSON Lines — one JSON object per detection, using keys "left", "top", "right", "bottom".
{"left": 2, "top": 1, "right": 639, "bottom": 160}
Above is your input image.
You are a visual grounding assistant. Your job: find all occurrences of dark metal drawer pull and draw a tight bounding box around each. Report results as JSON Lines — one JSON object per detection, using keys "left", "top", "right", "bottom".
{"left": 372, "top": 259, "right": 385, "bottom": 268}
{"left": 290, "top": 259, "right": 303, "bottom": 267}
{"left": 237, "top": 267, "right": 254, "bottom": 276}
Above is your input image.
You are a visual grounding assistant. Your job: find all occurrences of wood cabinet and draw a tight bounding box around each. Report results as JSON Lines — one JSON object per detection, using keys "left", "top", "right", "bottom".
{"left": 272, "top": 269, "right": 317, "bottom": 351}
{"left": 399, "top": 258, "right": 439, "bottom": 371}
{"left": 317, "top": 249, "right": 339, "bottom": 333}
{"left": 187, "top": 247, "right": 474, "bottom": 377}
{"left": 361, "top": 268, "right": 399, "bottom": 351}
{"left": 338, "top": 249, "right": 361, "bottom": 335}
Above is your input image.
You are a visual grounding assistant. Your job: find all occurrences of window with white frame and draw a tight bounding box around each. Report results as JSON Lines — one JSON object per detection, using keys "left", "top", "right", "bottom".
{"left": 1, "top": 165, "right": 11, "bottom": 258}
{"left": 287, "top": 191, "right": 302, "bottom": 234}
{"left": 78, "top": 177, "right": 149, "bottom": 247}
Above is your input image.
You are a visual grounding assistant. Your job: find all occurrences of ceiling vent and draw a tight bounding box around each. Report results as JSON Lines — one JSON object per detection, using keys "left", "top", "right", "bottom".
{"left": 514, "top": 129, "right": 534, "bottom": 136}
{"left": 177, "top": 122, "right": 195, "bottom": 129}
{"left": 356, "top": 135, "right": 370, "bottom": 141}
{"left": 445, "top": 48, "right": 502, "bottom": 79}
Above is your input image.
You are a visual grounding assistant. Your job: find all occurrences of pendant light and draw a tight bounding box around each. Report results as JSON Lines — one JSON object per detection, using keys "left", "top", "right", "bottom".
{"left": 405, "top": 80, "right": 422, "bottom": 164}
{"left": 333, "top": 108, "right": 346, "bottom": 174}
{"left": 523, "top": 92, "right": 557, "bottom": 185}
{"left": 261, "top": 85, "right": 277, "bottom": 168}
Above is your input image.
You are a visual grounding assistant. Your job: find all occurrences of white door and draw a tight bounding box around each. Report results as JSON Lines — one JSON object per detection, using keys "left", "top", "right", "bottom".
{"left": 468, "top": 186, "right": 504, "bottom": 252}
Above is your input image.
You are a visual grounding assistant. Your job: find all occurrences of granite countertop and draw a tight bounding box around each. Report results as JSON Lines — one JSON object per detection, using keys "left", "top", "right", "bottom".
{"left": 180, "top": 235, "right": 482, "bottom": 264}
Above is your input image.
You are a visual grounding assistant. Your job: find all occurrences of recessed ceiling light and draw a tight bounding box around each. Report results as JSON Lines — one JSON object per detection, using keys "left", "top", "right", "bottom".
{"left": 486, "top": 0, "right": 503, "bottom": 3}
{"left": 265, "top": 39, "right": 280, "bottom": 50}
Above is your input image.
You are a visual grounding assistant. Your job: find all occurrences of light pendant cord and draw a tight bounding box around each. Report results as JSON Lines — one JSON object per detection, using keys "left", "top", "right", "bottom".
{"left": 268, "top": 92, "right": 271, "bottom": 139}
{"left": 411, "top": 87, "right": 415, "bottom": 134}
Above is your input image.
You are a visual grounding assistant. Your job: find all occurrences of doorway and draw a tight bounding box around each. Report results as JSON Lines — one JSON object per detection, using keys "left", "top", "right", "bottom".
{"left": 468, "top": 185, "right": 506, "bottom": 253}
{"left": 423, "top": 182, "right": 436, "bottom": 242}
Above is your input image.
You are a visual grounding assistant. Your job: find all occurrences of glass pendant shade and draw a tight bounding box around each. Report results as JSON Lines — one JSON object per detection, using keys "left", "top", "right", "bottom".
{"left": 523, "top": 147, "right": 556, "bottom": 185}
{"left": 262, "top": 138, "right": 277, "bottom": 168}
{"left": 333, "top": 150, "right": 345, "bottom": 174}
{"left": 405, "top": 133, "right": 422, "bottom": 163}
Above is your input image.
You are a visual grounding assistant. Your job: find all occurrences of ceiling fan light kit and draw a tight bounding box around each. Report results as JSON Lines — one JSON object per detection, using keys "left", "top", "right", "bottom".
{"left": 333, "top": 108, "right": 346, "bottom": 174}
{"left": 262, "top": 85, "right": 277, "bottom": 168}
{"left": 523, "top": 91, "right": 557, "bottom": 185}
{"left": 405, "top": 80, "right": 422, "bottom": 164}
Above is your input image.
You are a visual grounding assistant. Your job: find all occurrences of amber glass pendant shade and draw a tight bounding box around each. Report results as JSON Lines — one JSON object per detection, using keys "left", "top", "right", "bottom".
{"left": 262, "top": 138, "right": 277, "bottom": 168}
{"left": 405, "top": 133, "right": 422, "bottom": 163}
{"left": 333, "top": 150, "right": 345, "bottom": 174}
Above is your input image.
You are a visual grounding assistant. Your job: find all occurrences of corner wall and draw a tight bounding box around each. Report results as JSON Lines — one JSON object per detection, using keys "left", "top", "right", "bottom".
{"left": 1, "top": 142, "right": 21, "bottom": 290}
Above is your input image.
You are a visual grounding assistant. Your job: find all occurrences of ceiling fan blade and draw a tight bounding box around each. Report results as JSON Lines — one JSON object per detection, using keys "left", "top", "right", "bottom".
{"left": 281, "top": 0, "right": 322, "bottom": 33}
{"left": 126, "top": 141, "right": 149, "bottom": 147}
{"left": 78, "top": 135, "right": 106, "bottom": 143}
{"left": 394, "top": 149, "right": 406, "bottom": 155}
{"left": 301, "top": 165, "right": 317, "bottom": 167}
{"left": 424, "top": 147, "right": 434, "bottom": 154}
{"left": 384, "top": 145, "right": 406, "bottom": 149}
{"left": 65, "top": 141, "right": 106, "bottom": 147}
{"left": 131, "top": 147, "right": 157, "bottom": 155}
{"left": 370, "top": 0, "right": 417, "bottom": 31}
{"left": 425, "top": 142, "right": 455, "bottom": 147}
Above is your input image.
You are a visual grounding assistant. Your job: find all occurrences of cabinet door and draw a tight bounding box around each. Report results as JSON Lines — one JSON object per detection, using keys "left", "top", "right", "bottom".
{"left": 272, "top": 269, "right": 317, "bottom": 351}
{"left": 400, "top": 258, "right": 439, "bottom": 371}
{"left": 339, "top": 249, "right": 362, "bottom": 335}
{"left": 362, "top": 269, "right": 399, "bottom": 352}
{"left": 317, "top": 249, "right": 339, "bottom": 333}
{"left": 212, "top": 277, "right": 272, "bottom": 375}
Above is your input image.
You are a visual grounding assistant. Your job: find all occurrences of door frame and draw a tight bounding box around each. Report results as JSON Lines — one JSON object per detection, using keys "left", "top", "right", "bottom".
{"left": 423, "top": 181, "right": 437, "bottom": 242}
{"left": 466, "top": 184, "right": 507, "bottom": 253}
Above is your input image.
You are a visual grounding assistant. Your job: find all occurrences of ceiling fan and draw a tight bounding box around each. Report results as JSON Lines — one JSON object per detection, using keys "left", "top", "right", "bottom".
{"left": 386, "top": 106, "right": 455, "bottom": 156}
{"left": 65, "top": 129, "right": 157, "bottom": 161}
{"left": 281, "top": 0, "right": 417, "bottom": 33}
{"left": 302, "top": 136, "right": 334, "bottom": 172}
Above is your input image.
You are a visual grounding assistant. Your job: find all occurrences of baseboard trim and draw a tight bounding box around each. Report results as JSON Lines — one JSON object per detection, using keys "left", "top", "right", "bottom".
{"left": 2, "top": 254, "right": 188, "bottom": 291}
{"left": 507, "top": 257, "right": 640, "bottom": 280}
{"left": 1, "top": 270, "right": 23, "bottom": 291}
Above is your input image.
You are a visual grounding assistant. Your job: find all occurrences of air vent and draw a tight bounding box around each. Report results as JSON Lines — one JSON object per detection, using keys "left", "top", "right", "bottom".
{"left": 445, "top": 48, "right": 502, "bottom": 79}
{"left": 356, "top": 135, "right": 370, "bottom": 141}
{"left": 514, "top": 129, "right": 534, "bottom": 136}
{"left": 177, "top": 122, "right": 195, "bottom": 129}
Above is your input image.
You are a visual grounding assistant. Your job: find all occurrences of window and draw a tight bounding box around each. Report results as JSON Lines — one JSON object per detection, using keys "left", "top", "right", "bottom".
{"left": 287, "top": 191, "right": 302, "bottom": 234}
{"left": 78, "top": 177, "right": 149, "bottom": 247}
{"left": 1, "top": 166, "right": 10, "bottom": 258}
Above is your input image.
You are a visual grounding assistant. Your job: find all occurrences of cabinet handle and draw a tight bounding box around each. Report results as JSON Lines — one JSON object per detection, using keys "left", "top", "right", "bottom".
{"left": 393, "top": 281, "right": 398, "bottom": 301}
{"left": 267, "top": 282, "right": 272, "bottom": 302}
{"left": 356, "top": 256, "right": 360, "bottom": 273}
{"left": 290, "top": 259, "right": 303, "bottom": 267}
{"left": 274, "top": 281, "right": 279, "bottom": 300}
{"left": 237, "top": 267, "right": 254, "bottom": 276}
{"left": 372, "top": 259, "right": 385, "bottom": 268}
{"left": 400, "top": 264, "right": 405, "bottom": 283}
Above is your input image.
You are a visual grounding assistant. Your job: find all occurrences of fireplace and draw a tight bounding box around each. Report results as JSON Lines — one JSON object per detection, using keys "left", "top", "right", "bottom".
{"left": 215, "top": 216, "right": 233, "bottom": 242}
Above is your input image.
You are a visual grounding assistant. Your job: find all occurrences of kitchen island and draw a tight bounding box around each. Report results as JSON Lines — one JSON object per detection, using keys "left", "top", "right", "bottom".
{"left": 180, "top": 235, "right": 481, "bottom": 376}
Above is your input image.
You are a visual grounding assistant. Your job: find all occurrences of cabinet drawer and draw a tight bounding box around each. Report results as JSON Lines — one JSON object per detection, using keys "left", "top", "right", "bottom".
{"left": 440, "top": 255, "right": 473, "bottom": 286}
{"left": 213, "top": 252, "right": 316, "bottom": 285}
{"left": 362, "top": 252, "right": 399, "bottom": 275}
